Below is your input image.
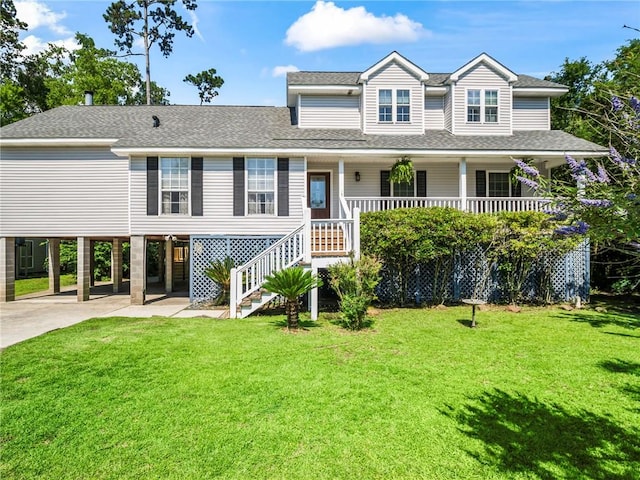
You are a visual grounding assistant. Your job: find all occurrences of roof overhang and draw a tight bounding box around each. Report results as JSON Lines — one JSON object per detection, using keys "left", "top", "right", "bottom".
{"left": 111, "top": 147, "right": 608, "bottom": 159}
{"left": 513, "top": 87, "right": 568, "bottom": 97}
{"left": 449, "top": 53, "right": 518, "bottom": 83}
{"left": 424, "top": 86, "right": 448, "bottom": 96}
{"left": 0, "top": 138, "right": 119, "bottom": 147}
{"left": 359, "top": 51, "right": 429, "bottom": 83}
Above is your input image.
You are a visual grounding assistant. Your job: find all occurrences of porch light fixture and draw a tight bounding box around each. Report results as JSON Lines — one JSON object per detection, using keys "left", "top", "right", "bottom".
{"left": 355, "top": 171, "right": 361, "bottom": 182}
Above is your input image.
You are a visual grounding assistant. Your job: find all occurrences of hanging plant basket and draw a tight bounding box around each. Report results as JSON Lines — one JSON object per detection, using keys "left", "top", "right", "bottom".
{"left": 389, "top": 156, "right": 414, "bottom": 184}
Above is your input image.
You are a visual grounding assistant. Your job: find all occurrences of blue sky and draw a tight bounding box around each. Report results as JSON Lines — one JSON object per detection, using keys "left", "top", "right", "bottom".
{"left": 14, "top": 0, "right": 640, "bottom": 106}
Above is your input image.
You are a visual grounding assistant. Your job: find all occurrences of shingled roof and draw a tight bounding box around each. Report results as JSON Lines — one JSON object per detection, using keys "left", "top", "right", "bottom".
{"left": 287, "top": 71, "right": 566, "bottom": 90}
{"left": 0, "top": 105, "right": 606, "bottom": 154}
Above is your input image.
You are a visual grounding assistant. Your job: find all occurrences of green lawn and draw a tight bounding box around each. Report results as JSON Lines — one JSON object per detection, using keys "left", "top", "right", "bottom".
{"left": 14, "top": 274, "right": 76, "bottom": 297}
{"left": 1, "top": 304, "right": 639, "bottom": 479}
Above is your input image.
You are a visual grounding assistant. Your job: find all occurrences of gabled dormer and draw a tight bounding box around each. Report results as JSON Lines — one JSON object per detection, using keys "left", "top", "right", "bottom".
{"left": 359, "top": 51, "right": 429, "bottom": 135}
{"left": 445, "top": 53, "right": 518, "bottom": 136}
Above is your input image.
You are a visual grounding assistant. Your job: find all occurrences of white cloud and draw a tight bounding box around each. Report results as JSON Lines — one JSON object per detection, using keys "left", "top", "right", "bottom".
{"left": 187, "top": 10, "right": 204, "bottom": 42}
{"left": 22, "top": 34, "right": 78, "bottom": 56}
{"left": 15, "top": 0, "right": 70, "bottom": 35}
{"left": 272, "top": 65, "right": 299, "bottom": 77}
{"left": 285, "top": 1, "right": 426, "bottom": 52}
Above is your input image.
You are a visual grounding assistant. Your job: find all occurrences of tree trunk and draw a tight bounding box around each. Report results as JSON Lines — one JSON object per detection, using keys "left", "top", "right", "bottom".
{"left": 143, "top": 2, "right": 151, "bottom": 105}
{"left": 287, "top": 299, "right": 299, "bottom": 330}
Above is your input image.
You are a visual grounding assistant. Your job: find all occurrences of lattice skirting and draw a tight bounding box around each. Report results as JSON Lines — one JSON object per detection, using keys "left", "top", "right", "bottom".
{"left": 375, "top": 239, "right": 590, "bottom": 304}
{"left": 190, "top": 235, "right": 282, "bottom": 302}
{"left": 190, "top": 236, "right": 589, "bottom": 305}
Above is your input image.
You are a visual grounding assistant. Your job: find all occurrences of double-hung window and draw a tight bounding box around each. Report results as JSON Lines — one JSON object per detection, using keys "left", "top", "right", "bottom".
{"left": 467, "top": 90, "right": 481, "bottom": 122}
{"left": 396, "top": 89, "right": 410, "bottom": 122}
{"left": 247, "top": 158, "right": 275, "bottom": 215}
{"left": 379, "top": 89, "right": 411, "bottom": 123}
{"left": 393, "top": 178, "right": 414, "bottom": 197}
{"left": 488, "top": 172, "right": 511, "bottom": 197}
{"left": 467, "top": 89, "right": 499, "bottom": 123}
{"left": 161, "top": 157, "right": 189, "bottom": 214}
{"left": 485, "top": 90, "right": 498, "bottom": 123}
{"left": 378, "top": 89, "right": 393, "bottom": 122}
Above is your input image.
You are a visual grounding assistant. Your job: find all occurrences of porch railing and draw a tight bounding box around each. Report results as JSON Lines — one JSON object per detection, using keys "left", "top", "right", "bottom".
{"left": 345, "top": 196, "right": 548, "bottom": 215}
{"left": 465, "top": 197, "right": 549, "bottom": 214}
{"left": 346, "top": 197, "right": 462, "bottom": 213}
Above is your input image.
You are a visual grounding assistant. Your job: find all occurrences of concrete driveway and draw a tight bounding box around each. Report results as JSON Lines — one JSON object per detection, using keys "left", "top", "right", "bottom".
{"left": 0, "top": 284, "right": 225, "bottom": 349}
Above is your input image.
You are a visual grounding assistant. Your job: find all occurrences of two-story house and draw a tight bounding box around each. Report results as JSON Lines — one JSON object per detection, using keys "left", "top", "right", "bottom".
{"left": 0, "top": 52, "right": 606, "bottom": 316}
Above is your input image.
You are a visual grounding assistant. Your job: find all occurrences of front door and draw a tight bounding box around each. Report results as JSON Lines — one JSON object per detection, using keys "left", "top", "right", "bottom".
{"left": 308, "top": 172, "right": 331, "bottom": 219}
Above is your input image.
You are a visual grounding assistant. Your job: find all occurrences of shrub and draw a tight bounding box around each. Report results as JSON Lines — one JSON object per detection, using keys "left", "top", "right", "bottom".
{"left": 204, "top": 256, "right": 235, "bottom": 305}
{"left": 328, "top": 255, "right": 381, "bottom": 330}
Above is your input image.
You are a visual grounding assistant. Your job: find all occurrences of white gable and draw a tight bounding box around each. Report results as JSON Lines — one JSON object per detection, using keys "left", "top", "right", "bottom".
{"left": 359, "top": 51, "right": 429, "bottom": 82}
{"left": 449, "top": 53, "right": 517, "bottom": 83}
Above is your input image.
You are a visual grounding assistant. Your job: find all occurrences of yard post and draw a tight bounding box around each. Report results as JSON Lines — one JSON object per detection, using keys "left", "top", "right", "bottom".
{"left": 229, "top": 267, "right": 238, "bottom": 318}
{"left": 0, "top": 237, "right": 16, "bottom": 302}
{"left": 353, "top": 208, "right": 361, "bottom": 260}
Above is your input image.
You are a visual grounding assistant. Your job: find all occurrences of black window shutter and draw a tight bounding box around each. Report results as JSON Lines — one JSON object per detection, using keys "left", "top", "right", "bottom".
{"left": 476, "top": 170, "right": 486, "bottom": 197}
{"left": 147, "top": 156, "right": 158, "bottom": 215}
{"left": 277, "top": 158, "right": 289, "bottom": 216}
{"left": 511, "top": 167, "right": 522, "bottom": 197}
{"left": 191, "top": 157, "right": 203, "bottom": 216}
{"left": 233, "top": 157, "right": 245, "bottom": 216}
{"left": 416, "top": 170, "right": 427, "bottom": 197}
{"left": 380, "top": 170, "right": 391, "bottom": 197}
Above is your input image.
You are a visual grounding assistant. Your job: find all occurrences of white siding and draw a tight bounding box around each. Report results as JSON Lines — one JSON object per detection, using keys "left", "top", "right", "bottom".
{"left": 326, "top": 160, "right": 460, "bottom": 198}
{"left": 129, "top": 156, "right": 305, "bottom": 236}
{"left": 298, "top": 95, "right": 361, "bottom": 129}
{"left": 424, "top": 97, "right": 445, "bottom": 130}
{"left": 444, "top": 90, "right": 453, "bottom": 132}
{"left": 454, "top": 63, "right": 512, "bottom": 135}
{"left": 364, "top": 61, "right": 424, "bottom": 135}
{"left": 513, "top": 97, "right": 549, "bottom": 130}
{"left": 0, "top": 147, "right": 129, "bottom": 237}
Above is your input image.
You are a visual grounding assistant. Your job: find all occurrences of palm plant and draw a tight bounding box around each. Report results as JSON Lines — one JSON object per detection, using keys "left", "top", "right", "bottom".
{"left": 262, "top": 266, "right": 322, "bottom": 329}
{"left": 204, "top": 256, "right": 235, "bottom": 305}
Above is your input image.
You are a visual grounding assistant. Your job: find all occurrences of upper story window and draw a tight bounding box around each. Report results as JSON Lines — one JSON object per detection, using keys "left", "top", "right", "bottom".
{"left": 378, "top": 89, "right": 393, "bottom": 122}
{"left": 247, "top": 158, "right": 275, "bottom": 215}
{"left": 467, "top": 90, "right": 481, "bottom": 122}
{"left": 485, "top": 90, "right": 498, "bottom": 123}
{"left": 378, "top": 88, "right": 411, "bottom": 123}
{"left": 467, "top": 89, "right": 499, "bottom": 123}
{"left": 396, "top": 89, "right": 410, "bottom": 123}
{"left": 161, "top": 157, "right": 189, "bottom": 214}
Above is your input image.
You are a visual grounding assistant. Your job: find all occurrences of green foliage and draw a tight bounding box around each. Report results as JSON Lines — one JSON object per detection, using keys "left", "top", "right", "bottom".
{"left": 328, "top": 255, "right": 381, "bottom": 330}
{"left": 489, "top": 212, "right": 582, "bottom": 304}
{"left": 183, "top": 68, "right": 224, "bottom": 105}
{"left": 361, "top": 207, "right": 497, "bottom": 305}
{"left": 389, "top": 156, "right": 414, "bottom": 184}
{"left": 204, "top": 256, "right": 234, "bottom": 305}
{"left": 263, "top": 266, "right": 322, "bottom": 329}
{"left": 103, "top": 0, "right": 198, "bottom": 105}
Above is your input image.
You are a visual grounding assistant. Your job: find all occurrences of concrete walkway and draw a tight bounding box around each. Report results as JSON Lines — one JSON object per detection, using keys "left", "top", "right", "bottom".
{"left": 0, "top": 284, "right": 227, "bottom": 349}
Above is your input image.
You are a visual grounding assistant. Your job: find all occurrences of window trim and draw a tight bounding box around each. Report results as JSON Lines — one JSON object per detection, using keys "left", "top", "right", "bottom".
{"left": 378, "top": 88, "right": 411, "bottom": 124}
{"left": 466, "top": 88, "right": 499, "bottom": 124}
{"left": 246, "top": 156, "right": 277, "bottom": 216}
{"left": 159, "top": 156, "right": 191, "bottom": 216}
{"left": 487, "top": 170, "right": 513, "bottom": 197}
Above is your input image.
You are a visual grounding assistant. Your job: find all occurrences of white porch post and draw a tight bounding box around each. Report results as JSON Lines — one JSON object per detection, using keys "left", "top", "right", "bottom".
{"left": 353, "top": 208, "right": 361, "bottom": 260}
{"left": 459, "top": 158, "right": 467, "bottom": 211}
{"left": 310, "top": 266, "right": 319, "bottom": 321}
{"left": 303, "top": 208, "right": 312, "bottom": 263}
{"left": 338, "top": 158, "right": 345, "bottom": 218}
{"left": 48, "top": 238, "right": 60, "bottom": 294}
{"left": 229, "top": 267, "right": 238, "bottom": 319}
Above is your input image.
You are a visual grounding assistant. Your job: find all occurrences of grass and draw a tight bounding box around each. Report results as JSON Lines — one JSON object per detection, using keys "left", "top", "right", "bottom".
{"left": 14, "top": 274, "right": 76, "bottom": 297}
{"left": 1, "top": 304, "right": 639, "bottom": 479}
